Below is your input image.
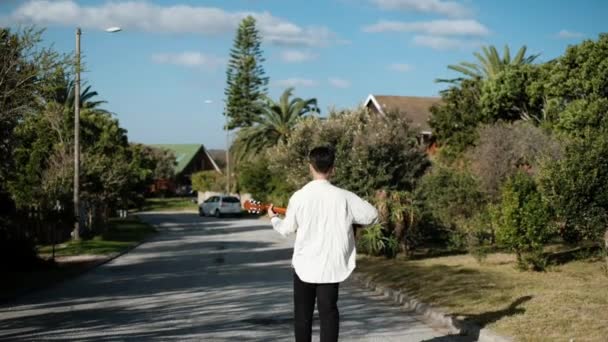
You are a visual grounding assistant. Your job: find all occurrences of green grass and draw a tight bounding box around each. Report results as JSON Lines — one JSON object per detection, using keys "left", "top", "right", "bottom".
{"left": 141, "top": 197, "right": 197, "bottom": 212}
{"left": 39, "top": 217, "right": 157, "bottom": 257}
{"left": 357, "top": 253, "right": 608, "bottom": 341}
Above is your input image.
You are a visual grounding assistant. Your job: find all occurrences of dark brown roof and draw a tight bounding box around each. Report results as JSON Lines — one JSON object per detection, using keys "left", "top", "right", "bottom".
{"left": 367, "top": 95, "right": 441, "bottom": 132}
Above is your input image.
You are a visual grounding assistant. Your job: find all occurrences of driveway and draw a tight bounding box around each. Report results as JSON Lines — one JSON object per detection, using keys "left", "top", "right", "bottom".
{"left": 0, "top": 212, "right": 466, "bottom": 341}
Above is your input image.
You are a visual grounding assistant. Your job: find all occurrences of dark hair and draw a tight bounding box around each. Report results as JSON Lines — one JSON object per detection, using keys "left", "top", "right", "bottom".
{"left": 308, "top": 146, "right": 335, "bottom": 174}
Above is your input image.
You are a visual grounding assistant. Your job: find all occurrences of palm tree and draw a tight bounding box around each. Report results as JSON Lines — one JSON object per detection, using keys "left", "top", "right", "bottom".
{"left": 45, "top": 67, "right": 109, "bottom": 113}
{"left": 439, "top": 45, "right": 539, "bottom": 82}
{"left": 232, "top": 87, "right": 319, "bottom": 160}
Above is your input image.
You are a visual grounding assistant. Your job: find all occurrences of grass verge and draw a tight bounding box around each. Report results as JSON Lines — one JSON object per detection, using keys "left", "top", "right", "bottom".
{"left": 1, "top": 217, "right": 156, "bottom": 303}
{"left": 142, "top": 197, "right": 197, "bottom": 212}
{"left": 357, "top": 253, "right": 608, "bottom": 341}
{"left": 38, "top": 217, "right": 157, "bottom": 257}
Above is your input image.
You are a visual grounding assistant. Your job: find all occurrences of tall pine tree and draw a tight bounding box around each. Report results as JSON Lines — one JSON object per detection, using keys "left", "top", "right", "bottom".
{"left": 225, "top": 16, "right": 269, "bottom": 129}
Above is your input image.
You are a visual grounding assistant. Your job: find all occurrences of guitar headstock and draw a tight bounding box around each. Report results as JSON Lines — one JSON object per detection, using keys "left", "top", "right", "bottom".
{"left": 244, "top": 200, "right": 265, "bottom": 214}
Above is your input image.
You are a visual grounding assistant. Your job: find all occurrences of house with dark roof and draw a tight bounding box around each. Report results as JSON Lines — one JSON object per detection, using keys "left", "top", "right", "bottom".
{"left": 149, "top": 144, "right": 222, "bottom": 194}
{"left": 364, "top": 94, "right": 441, "bottom": 145}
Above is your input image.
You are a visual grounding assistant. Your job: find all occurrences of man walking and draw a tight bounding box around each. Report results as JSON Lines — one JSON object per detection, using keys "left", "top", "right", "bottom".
{"left": 268, "top": 146, "right": 378, "bottom": 342}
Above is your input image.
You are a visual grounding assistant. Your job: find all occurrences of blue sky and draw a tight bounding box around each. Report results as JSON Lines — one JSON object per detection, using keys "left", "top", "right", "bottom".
{"left": 1, "top": 0, "right": 605, "bottom": 149}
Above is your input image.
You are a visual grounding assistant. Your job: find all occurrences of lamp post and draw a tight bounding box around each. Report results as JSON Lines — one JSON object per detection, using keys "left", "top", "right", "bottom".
{"left": 72, "top": 26, "right": 122, "bottom": 241}
{"left": 225, "top": 103, "right": 230, "bottom": 195}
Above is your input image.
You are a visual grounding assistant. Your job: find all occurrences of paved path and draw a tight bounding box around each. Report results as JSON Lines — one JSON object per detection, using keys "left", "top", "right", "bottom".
{"left": 0, "top": 212, "right": 467, "bottom": 341}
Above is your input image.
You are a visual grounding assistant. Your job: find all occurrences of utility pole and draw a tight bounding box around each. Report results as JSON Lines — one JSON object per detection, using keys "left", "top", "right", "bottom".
{"left": 225, "top": 107, "right": 230, "bottom": 194}
{"left": 72, "top": 27, "right": 81, "bottom": 241}
{"left": 70, "top": 26, "right": 121, "bottom": 241}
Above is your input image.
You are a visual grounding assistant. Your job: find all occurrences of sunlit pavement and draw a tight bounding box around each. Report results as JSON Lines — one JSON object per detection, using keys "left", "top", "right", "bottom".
{"left": 0, "top": 212, "right": 467, "bottom": 341}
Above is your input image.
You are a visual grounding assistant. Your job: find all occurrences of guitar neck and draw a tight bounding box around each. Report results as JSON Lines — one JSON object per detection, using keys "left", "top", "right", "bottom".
{"left": 265, "top": 205, "right": 287, "bottom": 215}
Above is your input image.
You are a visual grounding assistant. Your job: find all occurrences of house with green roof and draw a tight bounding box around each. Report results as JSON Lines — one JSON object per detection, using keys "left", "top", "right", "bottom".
{"left": 150, "top": 144, "right": 222, "bottom": 192}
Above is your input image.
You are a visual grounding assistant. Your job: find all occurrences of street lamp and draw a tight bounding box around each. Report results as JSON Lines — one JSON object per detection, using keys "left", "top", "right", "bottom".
{"left": 224, "top": 101, "right": 230, "bottom": 195}
{"left": 73, "top": 26, "right": 122, "bottom": 241}
{"left": 106, "top": 27, "right": 122, "bottom": 33}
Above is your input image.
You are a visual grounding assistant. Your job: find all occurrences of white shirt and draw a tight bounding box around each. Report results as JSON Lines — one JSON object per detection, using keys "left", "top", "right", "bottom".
{"left": 271, "top": 179, "right": 378, "bottom": 283}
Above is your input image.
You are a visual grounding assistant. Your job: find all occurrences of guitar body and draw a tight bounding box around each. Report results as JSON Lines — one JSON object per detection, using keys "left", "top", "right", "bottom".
{"left": 244, "top": 200, "right": 287, "bottom": 215}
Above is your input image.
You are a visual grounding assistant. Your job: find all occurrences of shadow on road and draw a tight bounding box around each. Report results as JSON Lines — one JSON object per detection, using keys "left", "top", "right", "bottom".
{"left": 0, "top": 212, "right": 464, "bottom": 341}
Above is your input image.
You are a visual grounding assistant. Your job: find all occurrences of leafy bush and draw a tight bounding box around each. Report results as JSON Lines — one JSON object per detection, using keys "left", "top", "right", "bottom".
{"left": 191, "top": 171, "right": 225, "bottom": 193}
{"left": 494, "top": 172, "right": 552, "bottom": 270}
{"left": 357, "top": 223, "right": 399, "bottom": 258}
{"left": 553, "top": 97, "right": 608, "bottom": 138}
{"left": 463, "top": 207, "right": 495, "bottom": 263}
{"left": 237, "top": 156, "right": 294, "bottom": 206}
{"left": 357, "top": 224, "right": 385, "bottom": 256}
{"left": 383, "top": 234, "right": 400, "bottom": 259}
{"left": 237, "top": 158, "right": 273, "bottom": 201}
{"left": 416, "top": 166, "right": 485, "bottom": 234}
{"left": 268, "top": 107, "right": 430, "bottom": 197}
{"left": 540, "top": 135, "right": 608, "bottom": 244}
{"left": 387, "top": 191, "right": 421, "bottom": 256}
{"left": 543, "top": 34, "right": 608, "bottom": 107}
{"left": 479, "top": 65, "right": 544, "bottom": 123}
{"left": 429, "top": 79, "right": 483, "bottom": 157}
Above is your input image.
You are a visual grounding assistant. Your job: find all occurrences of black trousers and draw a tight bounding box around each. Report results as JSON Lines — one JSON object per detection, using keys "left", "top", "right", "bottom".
{"left": 293, "top": 272, "right": 340, "bottom": 342}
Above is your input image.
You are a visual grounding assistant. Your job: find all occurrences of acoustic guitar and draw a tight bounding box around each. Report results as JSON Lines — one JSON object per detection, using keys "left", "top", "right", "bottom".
{"left": 244, "top": 200, "right": 286, "bottom": 215}
{"left": 245, "top": 199, "right": 363, "bottom": 237}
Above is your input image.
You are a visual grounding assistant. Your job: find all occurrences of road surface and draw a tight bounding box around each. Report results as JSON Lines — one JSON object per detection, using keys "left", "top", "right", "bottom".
{"left": 0, "top": 212, "right": 467, "bottom": 341}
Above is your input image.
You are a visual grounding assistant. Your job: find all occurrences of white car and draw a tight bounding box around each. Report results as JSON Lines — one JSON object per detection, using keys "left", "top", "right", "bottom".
{"left": 199, "top": 195, "right": 242, "bottom": 217}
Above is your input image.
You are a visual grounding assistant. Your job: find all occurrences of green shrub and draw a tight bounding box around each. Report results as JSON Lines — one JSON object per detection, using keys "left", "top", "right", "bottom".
{"left": 191, "top": 171, "right": 225, "bottom": 193}
{"left": 268, "top": 107, "right": 430, "bottom": 197}
{"left": 540, "top": 135, "right": 608, "bottom": 244}
{"left": 388, "top": 191, "right": 421, "bottom": 256}
{"left": 416, "top": 166, "right": 485, "bottom": 246}
{"left": 494, "top": 172, "right": 552, "bottom": 270}
{"left": 266, "top": 174, "right": 295, "bottom": 208}
{"left": 237, "top": 158, "right": 273, "bottom": 201}
{"left": 357, "top": 223, "right": 399, "bottom": 259}
{"left": 357, "top": 224, "right": 385, "bottom": 256}
{"left": 383, "top": 234, "right": 399, "bottom": 259}
{"left": 429, "top": 79, "right": 483, "bottom": 157}
{"left": 463, "top": 207, "right": 496, "bottom": 263}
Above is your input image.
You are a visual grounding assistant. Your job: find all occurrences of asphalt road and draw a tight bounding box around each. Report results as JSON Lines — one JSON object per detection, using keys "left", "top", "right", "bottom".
{"left": 0, "top": 212, "right": 467, "bottom": 341}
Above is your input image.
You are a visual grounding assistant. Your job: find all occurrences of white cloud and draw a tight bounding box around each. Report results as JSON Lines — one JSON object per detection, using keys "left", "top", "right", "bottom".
{"left": 280, "top": 50, "right": 318, "bottom": 63}
{"left": 389, "top": 63, "right": 413, "bottom": 72}
{"left": 556, "top": 29, "right": 584, "bottom": 39}
{"left": 328, "top": 78, "right": 351, "bottom": 88}
{"left": 370, "top": 0, "right": 471, "bottom": 18}
{"left": 151, "top": 52, "right": 224, "bottom": 69}
{"left": 363, "top": 19, "right": 489, "bottom": 36}
{"left": 275, "top": 78, "right": 318, "bottom": 88}
{"left": 5, "top": 0, "right": 339, "bottom": 47}
{"left": 412, "top": 35, "right": 480, "bottom": 50}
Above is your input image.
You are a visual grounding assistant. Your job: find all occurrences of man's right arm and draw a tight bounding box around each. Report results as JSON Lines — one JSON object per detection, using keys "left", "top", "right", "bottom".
{"left": 270, "top": 193, "right": 299, "bottom": 237}
{"left": 346, "top": 192, "right": 378, "bottom": 225}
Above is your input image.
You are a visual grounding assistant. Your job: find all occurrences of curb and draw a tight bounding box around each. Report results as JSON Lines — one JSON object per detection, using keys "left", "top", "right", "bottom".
{"left": 350, "top": 272, "right": 514, "bottom": 342}
{"left": 55, "top": 214, "right": 158, "bottom": 274}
